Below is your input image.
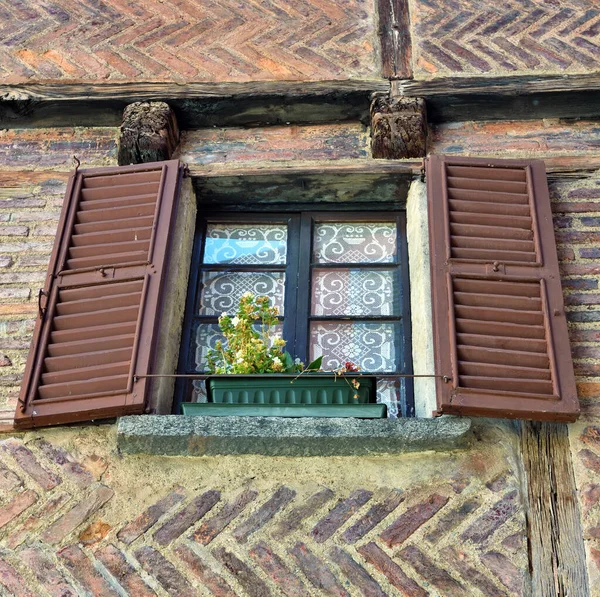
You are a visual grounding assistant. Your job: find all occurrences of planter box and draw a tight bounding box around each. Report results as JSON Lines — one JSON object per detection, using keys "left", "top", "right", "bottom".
{"left": 181, "top": 375, "right": 381, "bottom": 418}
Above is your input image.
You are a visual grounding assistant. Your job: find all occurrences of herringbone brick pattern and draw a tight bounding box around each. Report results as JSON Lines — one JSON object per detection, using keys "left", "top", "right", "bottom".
{"left": 0, "top": 0, "right": 379, "bottom": 83}
{"left": 411, "top": 0, "right": 600, "bottom": 76}
{"left": 0, "top": 434, "right": 528, "bottom": 596}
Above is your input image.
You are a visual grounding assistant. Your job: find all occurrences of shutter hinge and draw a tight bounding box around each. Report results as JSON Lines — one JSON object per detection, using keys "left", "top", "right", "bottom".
{"left": 37, "top": 289, "right": 49, "bottom": 318}
{"left": 182, "top": 163, "right": 190, "bottom": 178}
{"left": 72, "top": 155, "right": 81, "bottom": 172}
{"left": 420, "top": 161, "right": 426, "bottom": 183}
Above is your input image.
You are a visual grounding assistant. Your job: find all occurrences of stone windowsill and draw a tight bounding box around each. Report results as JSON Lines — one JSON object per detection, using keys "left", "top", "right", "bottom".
{"left": 117, "top": 415, "right": 472, "bottom": 457}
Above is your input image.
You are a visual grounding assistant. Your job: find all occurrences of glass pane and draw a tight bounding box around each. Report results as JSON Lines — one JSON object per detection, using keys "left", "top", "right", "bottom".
{"left": 313, "top": 222, "right": 397, "bottom": 264}
{"left": 310, "top": 322, "right": 397, "bottom": 372}
{"left": 312, "top": 269, "right": 397, "bottom": 316}
{"left": 204, "top": 224, "right": 287, "bottom": 265}
{"left": 199, "top": 271, "right": 285, "bottom": 315}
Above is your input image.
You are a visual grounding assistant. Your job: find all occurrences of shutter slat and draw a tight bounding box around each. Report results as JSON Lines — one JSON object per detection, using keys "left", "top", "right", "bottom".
{"left": 449, "top": 199, "right": 531, "bottom": 216}
{"left": 428, "top": 155, "right": 579, "bottom": 422}
{"left": 81, "top": 182, "right": 159, "bottom": 201}
{"left": 16, "top": 160, "right": 181, "bottom": 428}
{"left": 448, "top": 188, "right": 529, "bottom": 205}
{"left": 47, "top": 333, "right": 135, "bottom": 357}
{"left": 448, "top": 176, "right": 527, "bottom": 194}
{"left": 79, "top": 193, "right": 157, "bottom": 211}
{"left": 446, "top": 165, "right": 526, "bottom": 181}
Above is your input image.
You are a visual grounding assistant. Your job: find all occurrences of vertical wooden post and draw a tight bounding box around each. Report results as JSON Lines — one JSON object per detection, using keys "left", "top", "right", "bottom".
{"left": 118, "top": 101, "right": 179, "bottom": 165}
{"left": 521, "top": 422, "right": 589, "bottom": 596}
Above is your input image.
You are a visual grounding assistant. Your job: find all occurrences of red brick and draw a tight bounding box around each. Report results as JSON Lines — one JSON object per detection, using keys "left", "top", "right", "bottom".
{"left": 357, "top": 542, "right": 427, "bottom": 597}
{"left": 154, "top": 489, "right": 220, "bottom": 545}
{"left": 0, "top": 439, "right": 61, "bottom": 490}
{"left": 272, "top": 488, "right": 334, "bottom": 539}
{"left": 289, "top": 542, "right": 349, "bottom": 597}
{"left": 585, "top": 524, "right": 600, "bottom": 539}
{"left": 398, "top": 545, "right": 465, "bottom": 597}
{"left": 41, "top": 485, "right": 114, "bottom": 544}
{"left": 214, "top": 547, "right": 272, "bottom": 597}
{"left": 311, "top": 488, "right": 371, "bottom": 543}
{"left": 20, "top": 546, "right": 77, "bottom": 597}
{"left": 135, "top": 546, "right": 195, "bottom": 596}
{"left": 174, "top": 544, "right": 237, "bottom": 597}
{"left": 342, "top": 490, "right": 404, "bottom": 544}
{"left": 34, "top": 439, "right": 94, "bottom": 488}
{"left": 193, "top": 488, "right": 257, "bottom": 545}
{"left": 117, "top": 486, "right": 186, "bottom": 544}
{"left": 79, "top": 520, "right": 111, "bottom": 545}
{"left": 480, "top": 551, "right": 524, "bottom": 595}
{"left": 96, "top": 544, "right": 157, "bottom": 597}
{"left": 579, "top": 449, "right": 600, "bottom": 474}
{"left": 329, "top": 546, "right": 386, "bottom": 597}
{"left": 590, "top": 547, "right": 600, "bottom": 572}
{"left": 60, "top": 546, "right": 118, "bottom": 596}
{"left": 250, "top": 541, "right": 309, "bottom": 597}
{"left": 233, "top": 485, "right": 295, "bottom": 544}
{"left": 425, "top": 498, "right": 481, "bottom": 544}
{"left": 0, "top": 489, "right": 37, "bottom": 529}
{"left": 0, "top": 461, "right": 22, "bottom": 491}
{"left": 380, "top": 493, "right": 449, "bottom": 547}
{"left": 0, "top": 557, "right": 35, "bottom": 597}
{"left": 461, "top": 491, "right": 519, "bottom": 544}
{"left": 556, "top": 231, "right": 600, "bottom": 244}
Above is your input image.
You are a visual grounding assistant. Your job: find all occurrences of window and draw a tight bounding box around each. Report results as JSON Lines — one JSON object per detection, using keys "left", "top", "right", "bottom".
{"left": 174, "top": 211, "right": 413, "bottom": 417}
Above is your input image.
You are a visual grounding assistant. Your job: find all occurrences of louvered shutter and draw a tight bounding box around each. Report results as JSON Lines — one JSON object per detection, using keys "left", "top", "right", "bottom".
{"left": 15, "top": 160, "right": 182, "bottom": 428}
{"left": 427, "top": 155, "right": 579, "bottom": 422}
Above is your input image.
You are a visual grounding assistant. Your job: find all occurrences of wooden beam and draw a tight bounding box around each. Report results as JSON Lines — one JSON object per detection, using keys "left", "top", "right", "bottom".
{"left": 118, "top": 102, "right": 179, "bottom": 165}
{"left": 521, "top": 422, "right": 589, "bottom": 596}
{"left": 371, "top": 96, "right": 426, "bottom": 159}
{"left": 378, "top": 0, "right": 412, "bottom": 78}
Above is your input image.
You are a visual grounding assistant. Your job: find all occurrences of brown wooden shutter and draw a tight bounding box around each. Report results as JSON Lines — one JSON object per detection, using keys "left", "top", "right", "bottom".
{"left": 15, "top": 160, "right": 182, "bottom": 428}
{"left": 427, "top": 155, "right": 579, "bottom": 422}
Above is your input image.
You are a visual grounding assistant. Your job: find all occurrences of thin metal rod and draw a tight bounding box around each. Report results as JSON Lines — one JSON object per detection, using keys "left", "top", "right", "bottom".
{"left": 134, "top": 373, "right": 448, "bottom": 380}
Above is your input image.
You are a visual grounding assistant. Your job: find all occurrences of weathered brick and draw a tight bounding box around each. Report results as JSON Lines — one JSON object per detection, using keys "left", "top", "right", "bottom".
{"left": 480, "top": 551, "right": 524, "bottom": 595}
{"left": 18, "top": 254, "right": 52, "bottom": 267}
{"left": 193, "top": 488, "right": 257, "bottom": 545}
{"left": 311, "top": 489, "right": 372, "bottom": 543}
{"left": 442, "top": 546, "right": 508, "bottom": 597}
{"left": 0, "top": 272, "right": 45, "bottom": 284}
{"left": 20, "top": 546, "right": 77, "bottom": 597}
{"left": 425, "top": 498, "right": 481, "bottom": 543}
{"left": 579, "top": 449, "right": 600, "bottom": 474}
{"left": 31, "top": 225, "right": 58, "bottom": 237}
{"left": 553, "top": 201, "right": 600, "bottom": 212}
{"left": 358, "top": 542, "right": 427, "bottom": 597}
{"left": 590, "top": 547, "right": 600, "bottom": 572}
{"left": 79, "top": 520, "right": 111, "bottom": 545}
{"left": 329, "top": 546, "right": 386, "bottom": 597}
{"left": 118, "top": 486, "right": 186, "bottom": 544}
{"left": 461, "top": 491, "right": 519, "bottom": 544}
{"left": 34, "top": 439, "right": 94, "bottom": 488}
{"left": 1, "top": 438, "right": 61, "bottom": 490}
{"left": 380, "top": 493, "right": 449, "bottom": 547}
{"left": 0, "top": 556, "right": 35, "bottom": 597}
{"left": 249, "top": 542, "right": 309, "bottom": 597}
{"left": 0, "top": 289, "right": 30, "bottom": 301}
{"left": 581, "top": 216, "right": 600, "bottom": 226}
{"left": 0, "top": 257, "right": 12, "bottom": 268}
{"left": 0, "top": 227, "right": 28, "bottom": 237}
{"left": 585, "top": 524, "right": 600, "bottom": 539}
{"left": 501, "top": 533, "right": 525, "bottom": 553}
{"left": 0, "top": 242, "right": 53, "bottom": 254}
{"left": 398, "top": 545, "right": 465, "bottom": 597}
{"left": 0, "top": 489, "right": 37, "bottom": 529}
{"left": 41, "top": 485, "right": 114, "bottom": 544}
{"left": 573, "top": 345, "right": 600, "bottom": 359}
{"left": 272, "top": 488, "right": 334, "bottom": 539}
{"left": 135, "top": 545, "right": 196, "bottom": 596}
{"left": 0, "top": 461, "right": 22, "bottom": 491}
{"left": 567, "top": 188, "right": 600, "bottom": 199}
{"left": 233, "top": 486, "right": 295, "bottom": 544}
{"left": 580, "top": 247, "right": 600, "bottom": 259}
{"left": 214, "top": 547, "right": 271, "bottom": 597}
{"left": 7, "top": 491, "right": 70, "bottom": 549}
{"left": 342, "top": 489, "right": 404, "bottom": 543}
{"left": 58, "top": 545, "right": 117, "bottom": 597}
{"left": 174, "top": 544, "right": 237, "bottom": 597}
{"left": 96, "top": 544, "right": 157, "bottom": 597}
{"left": 580, "top": 426, "right": 600, "bottom": 447}
{"left": 562, "top": 278, "right": 598, "bottom": 290}
{"left": 289, "top": 542, "right": 349, "bottom": 597}
{"left": 10, "top": 211, "right": 61, "bottom": 222}
{"left": 154, "top": 489, "right": 220, "bottom": 546}
{"left": 0, "top": 199, "right": 46, "bottom": 209}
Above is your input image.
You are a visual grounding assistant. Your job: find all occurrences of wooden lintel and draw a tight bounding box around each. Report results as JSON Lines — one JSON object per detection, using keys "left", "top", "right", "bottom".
{"left": 118, "top": 101, "right": 179, "bottom": 165}
{"left": 521, "top": 422, "right": 589, "bottom": 596}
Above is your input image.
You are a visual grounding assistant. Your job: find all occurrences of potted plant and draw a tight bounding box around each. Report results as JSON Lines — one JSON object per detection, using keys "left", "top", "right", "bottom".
{"left": 181, "top": 293, "right": 384, "bottom": 418}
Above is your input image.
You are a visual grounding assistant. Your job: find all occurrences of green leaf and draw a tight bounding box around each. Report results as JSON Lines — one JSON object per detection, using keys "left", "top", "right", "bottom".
{"left": 282, "top": 351, "right": 295, "bottom": 373}
{"left": 306, "top": 356, "right": 323, "bottom": 371}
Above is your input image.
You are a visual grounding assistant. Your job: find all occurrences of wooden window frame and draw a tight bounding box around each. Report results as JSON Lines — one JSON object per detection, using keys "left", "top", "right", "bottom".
{"left": 174, "top": 208, "right": 414, "bottom": 416}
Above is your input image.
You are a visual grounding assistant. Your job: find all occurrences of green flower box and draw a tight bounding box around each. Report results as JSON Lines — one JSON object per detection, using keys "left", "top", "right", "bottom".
{"left": 181, "top": 375, "right": 382, "bottom": 418}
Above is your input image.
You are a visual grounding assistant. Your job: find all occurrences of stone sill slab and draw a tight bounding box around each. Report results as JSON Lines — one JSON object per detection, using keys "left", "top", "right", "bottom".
{"left": 117, "top": 415, "right": 472, "bottom": 456}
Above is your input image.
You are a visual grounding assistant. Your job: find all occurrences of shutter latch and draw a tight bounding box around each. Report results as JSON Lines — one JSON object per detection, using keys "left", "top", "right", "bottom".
{"left": 487, "top": 261, "right": 505, "bottom": 275}
{"left": 37, "top": 289, "right": 49, "bottom": 318}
